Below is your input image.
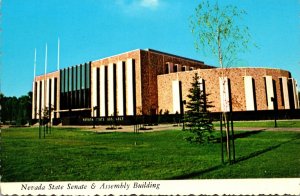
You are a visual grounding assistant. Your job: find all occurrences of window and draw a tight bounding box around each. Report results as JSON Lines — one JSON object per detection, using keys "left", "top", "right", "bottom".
{"left": 279, "top": 78, "right": 284, "bottom": 107}
{"left": 164, "top": 63, "right": 169, "bottom": 74}
{"left": 173, "top": 64, "right": 178, "bottom": 72}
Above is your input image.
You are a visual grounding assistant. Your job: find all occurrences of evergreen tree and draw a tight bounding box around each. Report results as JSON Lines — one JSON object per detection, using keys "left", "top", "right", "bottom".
{"left": 184, "top": 73, "right": 214, "bottom": 143}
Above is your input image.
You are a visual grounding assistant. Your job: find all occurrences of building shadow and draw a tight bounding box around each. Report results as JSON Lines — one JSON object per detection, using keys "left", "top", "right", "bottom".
{"left": 234, "top": 130, "right": 265, "bottom": 139}
{"left": 167, "top": 138, "right": 296, "bottom": 180}
{"left": 213, "top": 129, "right": 265, "bottom": 143}
{"left": 234, "top": 138, "right": 297, "bottom": 164}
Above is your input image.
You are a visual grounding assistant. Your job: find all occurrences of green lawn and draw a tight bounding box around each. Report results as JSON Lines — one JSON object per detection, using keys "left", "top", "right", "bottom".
{"left": 1, "top": 126, "right": 300, "bottom": 182}
{"left": 213, "top": 119, "right": 300, "bottom": 128}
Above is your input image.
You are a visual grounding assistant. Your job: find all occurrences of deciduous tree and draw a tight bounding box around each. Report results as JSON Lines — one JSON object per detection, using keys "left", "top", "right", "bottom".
{"left": 190, "top": 0, "right": 255, "bottom": 163}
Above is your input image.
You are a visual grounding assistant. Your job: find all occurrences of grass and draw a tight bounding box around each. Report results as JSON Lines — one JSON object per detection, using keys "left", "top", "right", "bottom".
{"left": 213, "top": 119, "right": 300, "bottom": 128}
{"left": 1, "top": 125, "right": 300, "bottom": 182}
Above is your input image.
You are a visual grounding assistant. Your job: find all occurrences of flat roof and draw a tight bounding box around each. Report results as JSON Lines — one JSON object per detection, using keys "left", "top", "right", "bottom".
{"left": 145, "top": 48, "right": 205, "bottom": 64}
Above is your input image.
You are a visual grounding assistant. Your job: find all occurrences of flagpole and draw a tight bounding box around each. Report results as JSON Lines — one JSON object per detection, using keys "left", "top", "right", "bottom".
{"left": 33, "top": 48, "right": 37, "bottom": 120}
{"left": 45, "top": 43, "right": 47, "bottom": 75}
{"left": 43, "top": 43, "right": 47, "bottom": 121}
{"left": 34, "top": 48, "right": 37, "bottom": 79}
{"left": 57, "top": 37, "right": 60, "bottom": 70}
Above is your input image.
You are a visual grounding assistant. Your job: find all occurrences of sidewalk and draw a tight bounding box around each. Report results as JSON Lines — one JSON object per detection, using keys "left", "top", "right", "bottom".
{"left": 80, "top": 124, "right": 300, "bottom": 133}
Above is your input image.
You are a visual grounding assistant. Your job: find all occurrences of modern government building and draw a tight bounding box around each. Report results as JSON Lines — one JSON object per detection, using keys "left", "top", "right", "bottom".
{"left": 32, "top": 48, "right": 300, "bottom": 125}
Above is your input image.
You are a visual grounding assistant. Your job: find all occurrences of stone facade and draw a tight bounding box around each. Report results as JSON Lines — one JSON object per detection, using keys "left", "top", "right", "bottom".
{"left": 157, "top": 68, "right": 297, "bottom": 113}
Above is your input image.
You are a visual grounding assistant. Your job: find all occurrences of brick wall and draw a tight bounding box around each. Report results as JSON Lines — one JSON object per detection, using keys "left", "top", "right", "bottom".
{"left": 140, "top": 49, "right": 212, "bottom": 115}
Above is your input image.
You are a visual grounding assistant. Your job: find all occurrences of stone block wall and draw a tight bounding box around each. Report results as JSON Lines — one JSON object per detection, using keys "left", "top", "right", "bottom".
{"left": 157, "top": 68, "right": 292, "bottom": 113}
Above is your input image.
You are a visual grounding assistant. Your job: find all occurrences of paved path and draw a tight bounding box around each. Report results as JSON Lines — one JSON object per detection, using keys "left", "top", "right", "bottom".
{"left": 77, "top": 124, "right": 300, "bottom": 133}
{"left": 5, "top": 123, "right": 299, "bottom": 132}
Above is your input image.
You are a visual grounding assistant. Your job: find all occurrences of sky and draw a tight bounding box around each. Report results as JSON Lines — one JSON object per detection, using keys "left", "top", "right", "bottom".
{"left": 1, "top": 0, "right": 300, "bottom": 97}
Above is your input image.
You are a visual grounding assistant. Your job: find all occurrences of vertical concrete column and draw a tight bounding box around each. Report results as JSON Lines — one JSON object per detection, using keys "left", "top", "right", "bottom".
{"left": 295, "top": 80, "right": 299, "bottom": 109}
{"left": 108, "top": 63, "right": 115, "bottom": 116}
{"left": 41, "top": 80, "right": 45, "bottom": 117}
{"left": 219, "top": 77, "right": 230, "bottom": 112}
{"left": 99, "top": 66, "right": 106, "bottom": 117}
{"left": 281, "top": 77, "right": 290, "bottom": 109}
{"left": 199, "top": 78, "right": 204, "bottom": 91}
{"left": 56, "top": 77, "right": 60, "bottom": 119}
{"left": 244, "top": 76, "right": 255, "bottom": 111}
{"left": 32, "top": 81, "right": 36, "bottom": 119}
{"left": 265, "top": 76, "right": 274, "bottom": 110}
{"left": 46, "top": 78, "right": 50, "bottom": 111}
{"left": 91, "top": 67, "right": 97, "bottom": 116}
{"left": 172, "top": 80, "right": 181, "bottom": 114}
{"left": 126, "top": 58, "right": 134, "bottom": 116}
{"left": 116, "top": 61, "right": 124, "bottom": 116}
{"left": 290, "top": 78, "right": 299, "bottom": 109}
{"left": 51, "top": 78, "right": 55, "bottom": 119}
{"left": 36, "top": 81, "right": 40, "bottom": 119}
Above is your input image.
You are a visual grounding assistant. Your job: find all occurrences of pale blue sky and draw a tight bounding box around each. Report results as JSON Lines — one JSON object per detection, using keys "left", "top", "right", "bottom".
{"left": 1, "top": 0, "right": 299, "bottom": 97}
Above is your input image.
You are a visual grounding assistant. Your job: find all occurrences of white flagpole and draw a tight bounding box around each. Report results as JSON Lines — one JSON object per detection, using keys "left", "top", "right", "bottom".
{"left": 57, "top": 37, "right": 60, "bottom": 70}
{"left": 44, "top": 43, "right": 47, "bottom": 114}
{"left": 33, "top": 48, "right": 36, "bottom": 79}
{"left": 45, "top": 43, "right": 48, "bottom": 75}
{"left": 33, "top": 48, "right": 37, "bottom": 119}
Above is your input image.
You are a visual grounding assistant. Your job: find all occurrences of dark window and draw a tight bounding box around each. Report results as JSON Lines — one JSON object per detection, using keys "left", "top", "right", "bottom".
{"left": 49, "top": 78, "right": 52, "bottom": 111}
{"left": 165, "top": 63, "right": 169, "bottom": 74}
{"left": 96, "top": 68, "right": 100, "bottom": 117}
{"left": 77, "top": 65, "right": 81, "bottom": 90}
{"left": 54, "top": 78, "right": 57, "bottom": 116}
{"left": 65, "top": 68, "right": 68, "bottom": 93}
{"left": 113, "top": 63, "right": 117, "bottom": 116}
{"left": 39, "top": 81, "right": 42, "bottom": 114}
{"left": 60, "top": 70, "right": 64, "bottom": 93}
{"left": 132, "top": 59, "right": 136, "bottom": 115}
{"left": 122, "top": 61, "right": 126, "bottom": 116}
{"left": 34, "top": 82, "right": 37, "bottom": 118}
{"left": 85, "top": 62, "right": 90, "bottom": 89}
{"left": 279, "top": 78, "right": 284, "bottom": 107}
{"left": 68, "top": 67, "right": 72, "bottom": 92}
{"left": 173, "top": 64, "right": 178, "bottom": 72}
{"left": 81, "top": 64, "right": 85, "bottom": 90}
{"left": 105, "top": 66, "right": 108, "bottom": 116}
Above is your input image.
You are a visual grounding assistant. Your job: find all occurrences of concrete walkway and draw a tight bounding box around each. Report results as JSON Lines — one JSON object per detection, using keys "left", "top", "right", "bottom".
{"left": 76, "top": 123, "right": 300, "bottom": 133}
{"left": 5, "top": 123, "right": 299, "bottom": 132}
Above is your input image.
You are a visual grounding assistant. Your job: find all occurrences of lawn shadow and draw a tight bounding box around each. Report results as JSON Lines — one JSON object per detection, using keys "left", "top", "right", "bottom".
{"left": 214, "top": 129, "right": 265, "bottom": 143}
{"left": 166, "top": 164, "right": 224, "bottom": 180}
{"left": 168, "top": 137, "right": 296, "bottom": 180}
{"left": 234, "top": 130, "right": 265, "bottom": 139}
{"left": 235, "top": 138, "right": 296, "bottom": 163}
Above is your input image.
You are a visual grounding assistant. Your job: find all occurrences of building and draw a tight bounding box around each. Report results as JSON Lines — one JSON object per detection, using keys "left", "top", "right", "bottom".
{"left": 32, "top": 49, "right": 300, "bottom": 124}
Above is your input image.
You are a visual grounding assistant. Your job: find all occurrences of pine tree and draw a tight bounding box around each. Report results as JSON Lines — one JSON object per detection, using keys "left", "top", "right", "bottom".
{"left": 184, "top": 73, "right": 214, "bottom": 143}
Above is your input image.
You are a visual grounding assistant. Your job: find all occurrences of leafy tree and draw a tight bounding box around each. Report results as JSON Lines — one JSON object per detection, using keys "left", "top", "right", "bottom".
{"left": 190, "top": 0, "right": 253, "bottom": 68}
{"left": 0, "top": 92, "right": 32, "bottom": 125}
{"left": 184, "top": 73, "right": 214, "bottom": 143}
{"left": 190, "top": 0, "right": 255, "bottom": 163}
